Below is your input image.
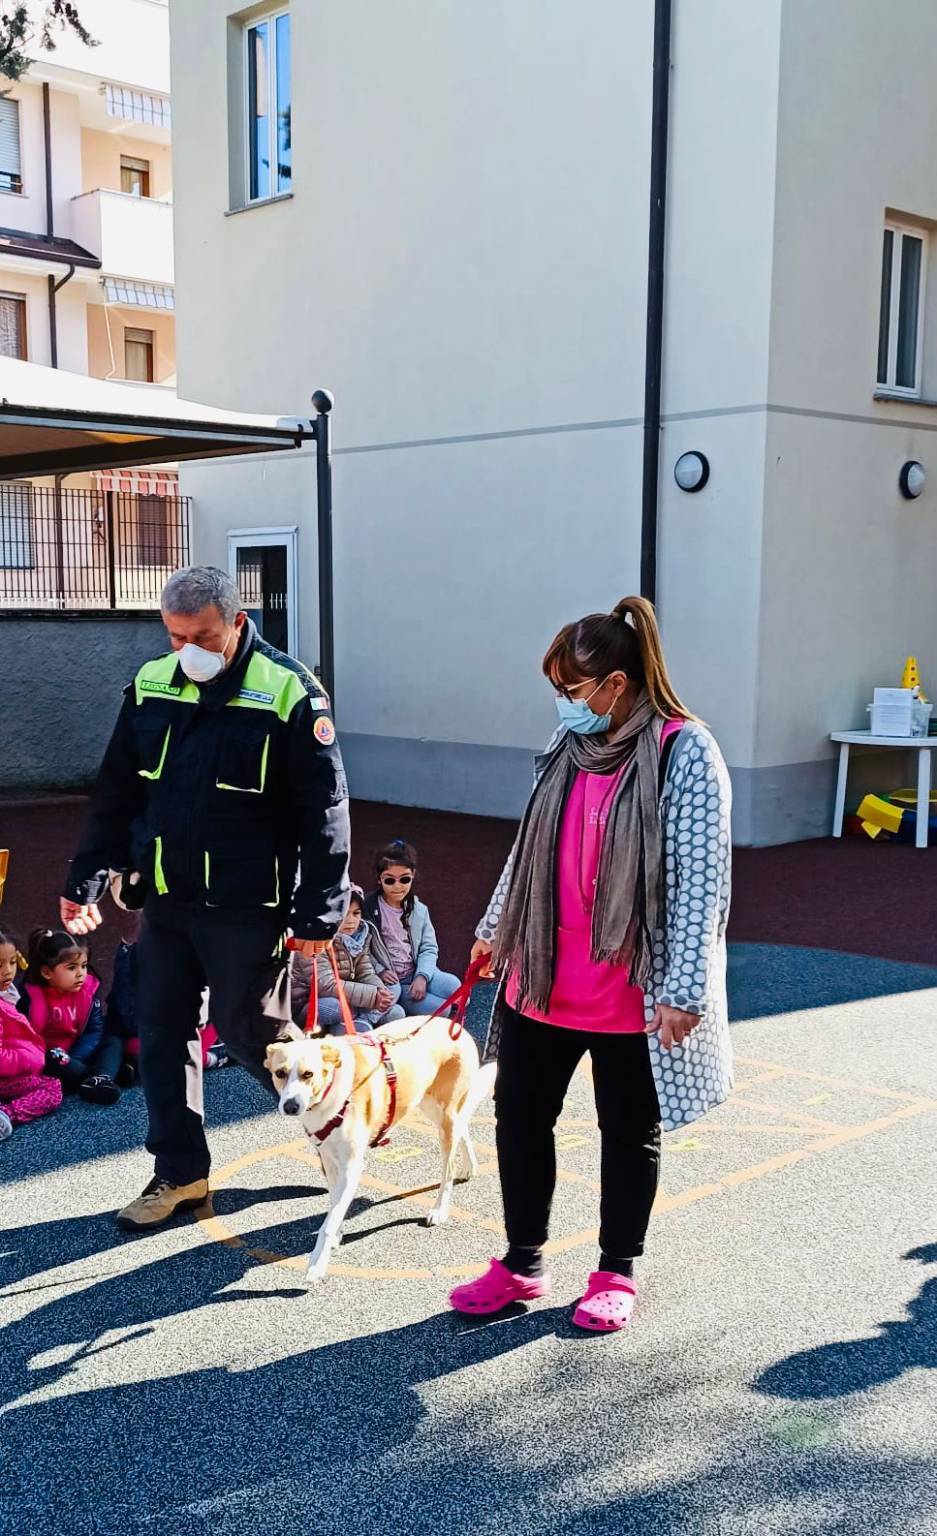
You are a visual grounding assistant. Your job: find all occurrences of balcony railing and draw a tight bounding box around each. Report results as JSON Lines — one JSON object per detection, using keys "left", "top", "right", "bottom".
{"left": 0, "top": 484, "right": 190, "bottom": 611}
{"left": 69, "top": 189, "right": 174, "bottom": 287}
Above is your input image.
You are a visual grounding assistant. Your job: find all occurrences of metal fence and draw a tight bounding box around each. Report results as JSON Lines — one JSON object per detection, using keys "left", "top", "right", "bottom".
{"left": 0, "top": 482, "right": 191, "bottom": 610}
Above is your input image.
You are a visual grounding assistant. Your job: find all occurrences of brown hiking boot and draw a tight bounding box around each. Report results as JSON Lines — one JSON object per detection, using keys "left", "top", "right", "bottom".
{"left": 117, "top": 1176, "right": 210, "bottom": 1232}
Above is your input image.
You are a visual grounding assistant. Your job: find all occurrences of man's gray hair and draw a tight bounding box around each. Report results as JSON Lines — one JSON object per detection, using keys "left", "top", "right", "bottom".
{"left": 161, "top": 566, "right": 242, "bottom": 624}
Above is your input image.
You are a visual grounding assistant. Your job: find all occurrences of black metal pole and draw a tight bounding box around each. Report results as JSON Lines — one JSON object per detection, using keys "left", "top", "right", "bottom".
{"left": 105, "top": 489, "right": 118, "bottom": 609}
{"left": 640, "top": 0, "right": 673, "bottom": 605}
{"left": 312, "top": 388, "right": 335, "bottom": 707}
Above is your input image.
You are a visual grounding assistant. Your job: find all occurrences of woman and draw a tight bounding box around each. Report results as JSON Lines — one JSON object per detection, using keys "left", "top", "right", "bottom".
{"left": 449, "top": 596, "right": 733, "bottom": 1332}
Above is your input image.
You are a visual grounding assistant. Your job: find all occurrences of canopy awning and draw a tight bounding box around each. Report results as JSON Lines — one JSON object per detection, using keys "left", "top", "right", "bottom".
{"left": 92, "top": 468, "right": 179, "bottom": 496}
{"left": 0, "top": 357, "right": 311, "bottom": 479}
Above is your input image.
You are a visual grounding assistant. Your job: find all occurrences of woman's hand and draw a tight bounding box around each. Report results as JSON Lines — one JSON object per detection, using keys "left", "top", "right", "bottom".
{"left": 647, "top": 1005, "right": 699, "bottom": 1051}
{"left": 471, "top": 938, "right": 494, "bottom": 978}
{"left": 409, "top": 975, "right": 428, "bottom": 1003}
{"left": 375, "top": 987, "right": 394, "bottom": 1013}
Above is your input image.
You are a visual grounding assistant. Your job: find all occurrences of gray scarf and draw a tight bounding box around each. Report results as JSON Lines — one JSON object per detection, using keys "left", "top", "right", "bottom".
{"left": 493, "top": 693, "right": 664, "bottom": 1012}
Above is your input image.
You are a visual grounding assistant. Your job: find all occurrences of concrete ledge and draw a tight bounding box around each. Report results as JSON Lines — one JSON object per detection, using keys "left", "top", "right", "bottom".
{"left": 341, "top": 732, "right": 534, "bottom": 819}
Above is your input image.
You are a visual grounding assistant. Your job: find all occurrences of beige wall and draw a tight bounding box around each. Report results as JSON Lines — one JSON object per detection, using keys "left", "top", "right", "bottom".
{"left": 86, "top": 302, "right": 175, "bottom": 382}
{"left": 81, "top": 128, "right": 172, "bottom": 200}
{"left": 0, "top": 266, "right": 87, "bottom": 369}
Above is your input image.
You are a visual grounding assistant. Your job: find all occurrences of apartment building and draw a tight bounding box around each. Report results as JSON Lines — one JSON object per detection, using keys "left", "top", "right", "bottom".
{"left": 169, "top": 0, "right": 937, "bottom": 843}
{"left": 0, "top": 0, "right": 183, "bottom": 613}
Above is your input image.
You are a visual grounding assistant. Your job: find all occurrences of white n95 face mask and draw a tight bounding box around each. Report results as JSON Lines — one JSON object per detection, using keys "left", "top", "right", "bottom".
{"left": 178, "top": 641, "right": 227, "bottom": 683}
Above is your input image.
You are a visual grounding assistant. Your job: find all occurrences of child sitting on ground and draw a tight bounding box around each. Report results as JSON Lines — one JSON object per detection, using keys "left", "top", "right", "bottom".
{"left": 291, "top": 885, "right": 405, "bottom": 1034}
{"left": 20, "top": 928, "right": 122, "bottom": 1105}
{"left": 363, "top": 840, "right": 461, "bottom": 1017}
{"left": 0, "top": 924, "right": 62, "bottom": 1140}
{"left": 107, "top": 940, "right": 228, "bottom": 1082}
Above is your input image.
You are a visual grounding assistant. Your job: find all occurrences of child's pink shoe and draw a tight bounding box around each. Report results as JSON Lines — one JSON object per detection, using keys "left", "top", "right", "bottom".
{"left": 449, "top": 1258, "right": 551, "bottom": 1315}
{"left": 572, "top": 1270, "right": 637, "bottom": 1332}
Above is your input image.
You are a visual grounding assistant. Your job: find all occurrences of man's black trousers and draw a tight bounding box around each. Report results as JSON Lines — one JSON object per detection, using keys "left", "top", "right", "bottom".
{"left": 136, "top": 898, "right": 291, "bottom": 1185}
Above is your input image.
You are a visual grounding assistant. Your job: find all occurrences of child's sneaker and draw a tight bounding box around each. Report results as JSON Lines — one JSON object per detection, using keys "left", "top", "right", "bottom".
{"left": 0, "top": 1108, "right": 12, "bottom": 1141}
{"left": 204, "top": 1047, "right": 230, "bottom": 1070}
{"left": 79, "top": 1075, "right": 121, "bottom": 1106}
{"left": 116, "top": 1060, "right": 138, "bottom": 1088}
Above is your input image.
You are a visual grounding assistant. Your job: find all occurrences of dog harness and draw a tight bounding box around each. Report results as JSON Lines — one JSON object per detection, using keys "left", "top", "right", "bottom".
{"left": 307, "top": 1038, "right": 399, "bottom": 1148}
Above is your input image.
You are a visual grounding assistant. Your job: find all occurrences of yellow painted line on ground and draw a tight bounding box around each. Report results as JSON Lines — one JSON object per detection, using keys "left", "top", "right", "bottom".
{"left": 196, "top": 1057, "right": 937, "bottom": 1281}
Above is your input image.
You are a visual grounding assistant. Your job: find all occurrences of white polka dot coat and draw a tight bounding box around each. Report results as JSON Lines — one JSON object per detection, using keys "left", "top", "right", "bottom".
{"left": 477, "top": 722, "right": 734, "bottom": 1132}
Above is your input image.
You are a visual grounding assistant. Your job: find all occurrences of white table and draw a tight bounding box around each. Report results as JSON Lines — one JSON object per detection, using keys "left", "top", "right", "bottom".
{"left": 831, "top": 730, "right": 933, "bottom": 848}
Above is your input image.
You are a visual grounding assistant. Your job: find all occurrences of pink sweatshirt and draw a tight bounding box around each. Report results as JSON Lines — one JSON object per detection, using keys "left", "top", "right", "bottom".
{"left": 508, "top": 720, "right": 682, "bottom": 1033}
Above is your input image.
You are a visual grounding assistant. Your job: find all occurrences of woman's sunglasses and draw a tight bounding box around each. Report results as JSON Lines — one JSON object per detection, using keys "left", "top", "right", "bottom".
{"left": 380, "top": 873, "right": 413, "bottom": 886}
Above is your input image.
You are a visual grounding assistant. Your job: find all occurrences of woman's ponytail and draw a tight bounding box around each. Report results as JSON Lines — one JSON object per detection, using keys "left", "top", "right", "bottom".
{"left": 612, "top": 596, "right": 696, "bottom": 722}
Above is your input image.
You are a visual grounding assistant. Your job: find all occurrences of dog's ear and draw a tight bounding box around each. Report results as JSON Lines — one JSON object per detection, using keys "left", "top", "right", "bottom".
{"left": 320, "top": 1038, "right": 343, "bottom": 1069}
{"left": 275, "top": 1021, "right": 304, "bottom": 1043}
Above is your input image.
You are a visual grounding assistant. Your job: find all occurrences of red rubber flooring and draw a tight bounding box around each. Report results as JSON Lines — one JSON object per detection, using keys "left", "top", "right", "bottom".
{"left": 2, "top": 796, "right": 936, "bottom": 987}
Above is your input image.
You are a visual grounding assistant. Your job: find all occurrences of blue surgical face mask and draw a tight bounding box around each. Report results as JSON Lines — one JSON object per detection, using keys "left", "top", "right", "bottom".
{"left": 555, "top": 679, "right": 613, "bottom": 735}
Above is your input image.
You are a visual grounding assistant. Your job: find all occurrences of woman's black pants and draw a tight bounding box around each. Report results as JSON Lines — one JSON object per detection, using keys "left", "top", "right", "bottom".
{"left": 495, "top": 1004, "right": 662, "bottom": 1268}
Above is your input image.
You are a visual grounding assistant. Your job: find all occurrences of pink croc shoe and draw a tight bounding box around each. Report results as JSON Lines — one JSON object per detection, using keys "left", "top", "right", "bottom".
{"left": 449, "top": 1258, "right": 551, "bottom": 1316}
{"left": 572, "top": 1270, "right": 637, "bottom": 1332}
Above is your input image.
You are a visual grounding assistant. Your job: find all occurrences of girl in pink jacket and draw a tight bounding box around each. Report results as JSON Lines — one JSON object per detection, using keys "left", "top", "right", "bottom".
{"left": 0, "top": 926, "right": 62, "bottom": 1141}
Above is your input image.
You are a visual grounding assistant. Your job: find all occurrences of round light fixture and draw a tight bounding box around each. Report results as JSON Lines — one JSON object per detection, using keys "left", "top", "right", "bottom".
{"left": 899, "top": 460, "right": 926, "bottom": 499}
{"left": 674, "top": 451, "right": 710, "bottom": 493}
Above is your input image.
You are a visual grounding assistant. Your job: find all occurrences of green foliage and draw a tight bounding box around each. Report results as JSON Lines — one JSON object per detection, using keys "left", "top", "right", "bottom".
{"left": 0, "top": 3, "right": 98, "bottom": 82}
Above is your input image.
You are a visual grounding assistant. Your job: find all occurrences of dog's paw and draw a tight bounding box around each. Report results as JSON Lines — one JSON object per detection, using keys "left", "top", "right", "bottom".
{"left": 423, "top": 1207, "right": 449, "bottom": 1227}
{"left": 304, "top": 1260, "right": 328, "bottom": 1285}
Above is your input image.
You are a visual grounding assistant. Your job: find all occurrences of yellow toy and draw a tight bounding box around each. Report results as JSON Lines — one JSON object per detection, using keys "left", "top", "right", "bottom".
{"left": 901, "top": 655, "right": 929, "bottom": 702}
{"left": 856, "top": 794, "right": 903, "bottom": 839}
{"left": 0, "top": 848, "right": 7, "bottom": 904}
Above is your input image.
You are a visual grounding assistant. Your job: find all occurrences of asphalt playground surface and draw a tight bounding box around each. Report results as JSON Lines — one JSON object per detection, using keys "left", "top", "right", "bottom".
{"left": 2, "top": 941, "right": 937, "bottom": 1536}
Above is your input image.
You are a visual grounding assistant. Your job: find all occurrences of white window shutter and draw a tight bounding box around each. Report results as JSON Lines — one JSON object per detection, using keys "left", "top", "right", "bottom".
{"left": 0, "top": 98, "right": 22, "bottom": 179}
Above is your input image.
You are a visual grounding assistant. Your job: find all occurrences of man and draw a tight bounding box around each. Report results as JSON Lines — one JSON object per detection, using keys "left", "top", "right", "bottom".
{"left": 62, "top": 565, "right": 350, "bottom": 1231}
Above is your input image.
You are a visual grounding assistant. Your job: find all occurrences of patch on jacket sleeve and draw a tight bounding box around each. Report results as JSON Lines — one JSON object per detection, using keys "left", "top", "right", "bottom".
{"left": 314, "top": 716, "right": 336, "bottom": 746}
{"left": 310, "top": 696, "right": 328, "bottom": 711}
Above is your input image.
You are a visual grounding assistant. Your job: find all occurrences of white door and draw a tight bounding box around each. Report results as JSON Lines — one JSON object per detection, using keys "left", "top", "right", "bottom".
{"left": 227, "top": 526, "right": 298, "bottom": 655}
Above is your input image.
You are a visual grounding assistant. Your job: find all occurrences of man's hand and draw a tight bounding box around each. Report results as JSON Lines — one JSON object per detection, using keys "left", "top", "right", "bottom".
{"left": 375, "top": 987, "right": 394, "bottom": 1013}
{"left": 470, "top": 938, "right": 494, "bottom": 978}
{"left": 647, "top": 1005, "right": 699, "bottom": 1051}
{"left": 409, "top": 975, "right": 428, "bottom": 1002}
{"left": 60, "top": 898, "right": 102, "bottom": 936}
{"left": 292, "top": 938, "right": 333, "bottom": 958}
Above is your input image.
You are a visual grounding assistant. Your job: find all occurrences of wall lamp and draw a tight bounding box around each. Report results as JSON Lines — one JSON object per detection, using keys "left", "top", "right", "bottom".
{"left": 674, "top": 451, "right": 710, "bottom": 493}
{"left": 899, "top": 461, "right": 926, "bottom": 499}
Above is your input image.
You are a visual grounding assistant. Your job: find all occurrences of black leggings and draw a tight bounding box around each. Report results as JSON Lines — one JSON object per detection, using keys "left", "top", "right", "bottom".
{"left": 495, "top": 1005, "right": 661, "bottom": 1274}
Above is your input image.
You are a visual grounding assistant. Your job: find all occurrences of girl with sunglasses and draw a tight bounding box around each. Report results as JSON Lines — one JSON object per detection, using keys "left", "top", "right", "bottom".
{"left": 363, "top": 841, "right": 461, "bottom": 1017}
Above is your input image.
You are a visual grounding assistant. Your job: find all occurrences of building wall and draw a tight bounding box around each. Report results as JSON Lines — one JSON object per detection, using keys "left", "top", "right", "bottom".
{"left": 172, "top": 0, "right": 795, "bottom": 831}
{"left": 86, "top": 302, "right": 175, "bottom": 382}
{"left": 748, "top": 0, "right": 937, "bottom": 836}
{"left": 0, "top": 614, "right": 166, "bottom": 788}
{"left": 43, "top": 0, "right": 171, "bottom": 94}
{"left": 80, "top": 128, "right": 173, "bottom": 200}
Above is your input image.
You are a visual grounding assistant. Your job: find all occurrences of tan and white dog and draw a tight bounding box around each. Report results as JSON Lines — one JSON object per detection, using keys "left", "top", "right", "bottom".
{"left": 264, "top": 1017, "right": 495, "bottom": 1283}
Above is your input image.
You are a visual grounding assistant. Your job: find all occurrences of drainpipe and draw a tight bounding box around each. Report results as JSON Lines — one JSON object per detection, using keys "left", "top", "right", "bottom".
{"left": 640, "top": 0, "right": 673, "bottom": 605}
{"left": 41, "top": 80, "right": 76, "bottom": 368}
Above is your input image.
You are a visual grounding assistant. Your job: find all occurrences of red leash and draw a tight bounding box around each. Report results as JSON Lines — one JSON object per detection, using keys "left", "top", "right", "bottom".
{"left": 426, "top": 954, "right": 491, "bottom": 1038}
{"left": 285, "top": 937, "right": 357, "bottom": 1037}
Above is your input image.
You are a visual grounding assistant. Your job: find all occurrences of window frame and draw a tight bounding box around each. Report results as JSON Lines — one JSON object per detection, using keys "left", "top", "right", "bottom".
{"left": 0, "top": 479, "right": 34, "bottom": 570}
{"left": 0, "top": 290, "right": 27, "bottom": 360}
{"left": 120, "top": 154, "right": 151, "bottom": 198}
{"left": 242, "top": 7, "right": 291, "bottom": 206}
{"left": 877, "top": 219, "right": 928, "bottom": 398}
{"left": 124, "top": 325, "right": 155, "bottom": 383}
{"left": 0, "top": 95, "right": 23, "bottom": 196}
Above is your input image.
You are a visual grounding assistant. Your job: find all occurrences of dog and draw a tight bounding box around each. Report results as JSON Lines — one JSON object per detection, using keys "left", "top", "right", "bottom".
{"left": 264, "top": 1016, "right": 495, "bottom": 1283}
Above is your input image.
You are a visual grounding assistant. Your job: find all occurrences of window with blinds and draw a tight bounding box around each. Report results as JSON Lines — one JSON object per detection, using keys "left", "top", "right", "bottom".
{"left": 0, "top": 294, "right": 26, "bottom": 359}
{"left": 0, "top": 482, "right": 34, "bottom": 570}
{"left": 124, "top": 326, "right": 154, "bottom": 382}
{"left": 0, "top": 98, "right": 23, "bottom": 194}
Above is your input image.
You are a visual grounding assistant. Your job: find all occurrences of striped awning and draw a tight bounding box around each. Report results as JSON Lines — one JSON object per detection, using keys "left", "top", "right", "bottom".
{"left": 103, "top": 277, "right": 174, "bottom": 311}
{"left": 104, "top": 85, "right": 171, "bottom": 130}
{"left": 93, "top": 468, "right": 180, "bottom": 496}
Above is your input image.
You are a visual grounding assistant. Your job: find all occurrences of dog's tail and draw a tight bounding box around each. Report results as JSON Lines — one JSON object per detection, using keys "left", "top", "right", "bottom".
{"left": 457, "top": 1059, "right": 496, "bottom": 1129}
